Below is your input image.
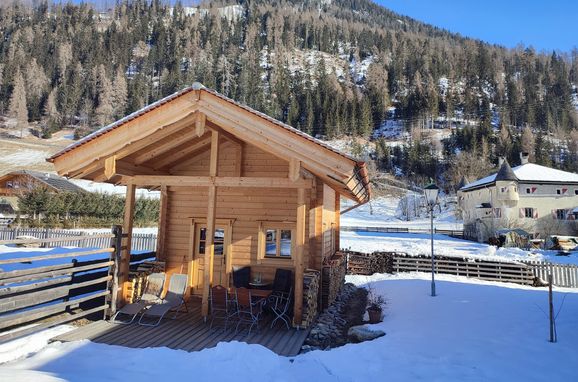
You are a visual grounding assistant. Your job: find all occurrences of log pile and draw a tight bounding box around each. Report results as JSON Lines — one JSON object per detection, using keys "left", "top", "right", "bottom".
{"left": 300, "top": 269, "right": 320, "bottom": 328}
{"left": 126, "top": 261, "right": 165, "bottom": 303}
{"left": 321, "top": 252, "right": 347, "bottom": 309}
{"left": 345, "top": 251, "right": 397, "bottom": 275}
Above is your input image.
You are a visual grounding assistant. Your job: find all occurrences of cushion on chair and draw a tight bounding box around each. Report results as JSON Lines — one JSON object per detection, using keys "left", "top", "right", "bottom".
{"left": 232, "top": 266, "right": 251, "bottom": 288}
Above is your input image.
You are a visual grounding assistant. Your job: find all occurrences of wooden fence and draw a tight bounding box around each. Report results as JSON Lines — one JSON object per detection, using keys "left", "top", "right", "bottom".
{"left": 340, "top": 226, "right": 464, "bottom": 239}
{"left": 0, "top": 226, "right": 155, "bottom": 343}
{"left": 521, "top": 260, "right": 578, "bottom": 288}
{"left": 0, "top": 227, "right": 157, "bottom": 251}
{"left": 346, "top": 251, "right": 578, "bottom": 288}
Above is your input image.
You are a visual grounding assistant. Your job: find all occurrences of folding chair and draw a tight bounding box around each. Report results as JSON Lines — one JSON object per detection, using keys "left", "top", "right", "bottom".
{"left": 138, "top": 273, "right": 188, "bottom": 327}
{"left": 111, "top": 272, "right": 165, "bottom": 324}
{"left": 268, "top": 269, "right": 293, "bottom": 329}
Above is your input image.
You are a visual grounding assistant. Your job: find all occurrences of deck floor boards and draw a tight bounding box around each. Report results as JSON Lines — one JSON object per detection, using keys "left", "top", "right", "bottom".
{"left": 51, "top": 301, "right": 307, "bottom": 356}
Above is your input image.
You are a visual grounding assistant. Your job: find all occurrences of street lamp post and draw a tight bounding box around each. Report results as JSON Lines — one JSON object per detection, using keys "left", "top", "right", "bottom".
{"left": 424, "top": 183, "right": 440, "bottom": 297}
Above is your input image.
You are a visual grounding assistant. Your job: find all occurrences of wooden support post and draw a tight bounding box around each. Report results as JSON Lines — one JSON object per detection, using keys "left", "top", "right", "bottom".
{"left": 289, "top": 159, "right": 301, "bottom": 182}
{"left": 293, "top": 187, "right": 306, "bottom": 327}
{"left": 235, "top": 142, "right": 243, "bottom": 176}
{"left": 202, "top": 130, "right": 219, "bottom": 319}
{"left": 104, "top": 155, "right": 117, "bottom": 180}
{"left": 107, "top": 225, "right": 123, "bottom": 318}
{"left": 156, "top": 185, "right": 168, "bottom": 260}
{"left": 196, "top": 112, "right": 206, "bottom": 137}
{"left": 119, "top": 183, "right": 136, "bottom": 306}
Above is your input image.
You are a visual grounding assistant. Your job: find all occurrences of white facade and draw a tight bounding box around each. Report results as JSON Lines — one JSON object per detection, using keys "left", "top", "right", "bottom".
{"left": 458, "top": 160, "right": 578, "bottom": 242}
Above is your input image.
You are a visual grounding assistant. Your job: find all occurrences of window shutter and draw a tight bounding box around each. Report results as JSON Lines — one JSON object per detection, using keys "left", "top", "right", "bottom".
{"left": 563, "top": 188, "right": 568, "bottom": 195}
{"left": 519, "top": 208, "right": 524, "bottom": 218}
{"left": 533, "top": 210, "right": 539, "bottom": 219}
{"left": 552, "top": 210, "right": 557, "bottom": 219}
{"left": 531, "top": 187, "right": 537, "bottom": 193}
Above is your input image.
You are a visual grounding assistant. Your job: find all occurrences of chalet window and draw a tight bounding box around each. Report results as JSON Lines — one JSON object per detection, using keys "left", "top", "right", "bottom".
{"left": 197, "top": 227, "right": 225, "bottom": 256}
{"left": 556, "top": 188, "right": 568, "bottom": 195}
{"left": 259, "top": 224, "right": 294, "bottom": 259}
{"left": 555, "top": 209, "right": 567, "bottom": 220}
{"left": 524, "top": 208, "right": 534, "bottom": 218}
{"left": 500, "top": 187, "right": 506, "bottom": 193}
{"left": 556, "top": 189, "right": 561, "bottom": 195}
{"left": 525, "top": 188, "right": 531, "bottom": 194}
{"left": 575, "top": 190, "right": 578, "bottom": 195}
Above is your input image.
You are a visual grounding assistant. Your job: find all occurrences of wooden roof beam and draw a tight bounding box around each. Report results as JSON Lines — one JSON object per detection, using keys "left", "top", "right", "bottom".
{"left": 55, "top": 108, "right": 199, "bottom": 176}
{"left": 117, "top": 175, "right": 313, "bottom": 189}
{"left": 199, "top": 104, "right": 353, "bottom": 184}
{"left": 151, "top": 135, "right": 212, "bottom": 170}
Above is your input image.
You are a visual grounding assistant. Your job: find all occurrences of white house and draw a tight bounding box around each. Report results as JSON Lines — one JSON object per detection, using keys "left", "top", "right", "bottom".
{"left": 458, "top": 153, "right": 578, "bottom": 242}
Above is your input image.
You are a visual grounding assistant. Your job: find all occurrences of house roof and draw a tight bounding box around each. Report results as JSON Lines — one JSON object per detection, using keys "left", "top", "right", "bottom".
{"left": 47, "top": 83, "right": 370, "bottom": 202}
{"left": 495, "top": 161, "right": 517, "bottom": 181}
{"left": 460, "top": 163, "right": 578, "bottom": 192}
{"left": 0, "top": 170, "right": 85, "bottom": 193}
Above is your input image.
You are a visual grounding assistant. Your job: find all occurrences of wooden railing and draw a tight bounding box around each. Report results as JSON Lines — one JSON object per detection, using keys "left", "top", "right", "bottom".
{"left": 0, "top": 226, "right": 155, "bottom": 343}
{"left": 340, "top": 226, "right": 464, "bottom": 239}
{"left": 0, "top": 227, "right": 157, "bottom": 251}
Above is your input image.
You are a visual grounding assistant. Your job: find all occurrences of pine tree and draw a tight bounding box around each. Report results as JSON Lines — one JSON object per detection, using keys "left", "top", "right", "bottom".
{"left": 8, "top": 70, "right": 28, "bottom": 137}
{"left": 94, "top": 65, "right": 115, "bottom": 126}
{"left": 520, "top": 125, "right": 535, "bottom": 161}
{"left": 113, "top": 68, "right": 128, "bottom": 119}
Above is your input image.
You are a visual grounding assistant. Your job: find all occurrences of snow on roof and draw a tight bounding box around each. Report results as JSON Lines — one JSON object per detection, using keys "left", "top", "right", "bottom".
{"left": 461, "top": 163, "right": 578, "bottom": 191}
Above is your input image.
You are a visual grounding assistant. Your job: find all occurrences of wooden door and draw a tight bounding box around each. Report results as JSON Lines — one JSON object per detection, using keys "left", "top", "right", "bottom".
{"left": 192, "top": 224, "right": 228, "bottom": 294}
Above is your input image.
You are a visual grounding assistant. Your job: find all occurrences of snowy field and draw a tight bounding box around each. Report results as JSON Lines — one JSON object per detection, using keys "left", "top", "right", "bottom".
{"left": 341, "top": 195, "right": 463, "bottom": 231}
{"left": 1, "top": 273, "right": 577, "bottom": 382}
{"left": 340, "top": 230, "right": 578, "bottom": 265}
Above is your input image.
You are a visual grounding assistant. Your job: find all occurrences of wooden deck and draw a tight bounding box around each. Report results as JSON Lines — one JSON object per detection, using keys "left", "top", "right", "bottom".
{"left": 51, "top": 302, "right": 309, "bottom": 357}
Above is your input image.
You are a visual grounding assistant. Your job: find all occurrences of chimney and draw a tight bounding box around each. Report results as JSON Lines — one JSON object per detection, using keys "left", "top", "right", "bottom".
{"left": 498, "top": 157, "right": 505, "bottom": 167}
{"left": 520, "top": 152, "right": 529, "bottom": 165}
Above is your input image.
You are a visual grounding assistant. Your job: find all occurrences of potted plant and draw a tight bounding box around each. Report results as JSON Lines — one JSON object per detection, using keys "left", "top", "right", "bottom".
{"left": 366, "top": 287, "right": 386, "bottom": 324}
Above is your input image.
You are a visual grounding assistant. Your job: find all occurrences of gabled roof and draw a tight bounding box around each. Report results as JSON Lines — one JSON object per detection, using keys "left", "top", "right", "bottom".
{"left": 460, "top": 162, "right": 578, "bottom": 192}
{"left": 0, "top": 170, "right": 85, "bottom": 193}
{"left": 47, "top": 83, "right": 370, "bottom": 202}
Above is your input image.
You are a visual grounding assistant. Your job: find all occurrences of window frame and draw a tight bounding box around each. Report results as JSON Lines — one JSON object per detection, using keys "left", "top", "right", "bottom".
{"left": 258, "top": 221, "right": 295, "bottom": 261}
{"left": 555, "top": 209, "right": 567, "bottom": 220}
{"left": 524, "top": 207, "right": 534, "bottom": 219}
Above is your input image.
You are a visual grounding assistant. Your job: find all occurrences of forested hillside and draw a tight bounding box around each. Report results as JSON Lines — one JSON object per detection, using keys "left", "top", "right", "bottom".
{"left": 1, "top": 0, "right": 577, "bottom": 190}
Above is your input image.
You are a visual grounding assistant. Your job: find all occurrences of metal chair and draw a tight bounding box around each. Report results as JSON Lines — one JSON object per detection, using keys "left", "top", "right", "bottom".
{"left": 234, "top": 287, "right": 265, "bottom": 336}
{"left": 268, "top": 269, "right": 293, "bottom": 329}
{"left": 209, "top": 285, "right": 237, "bottom": 331}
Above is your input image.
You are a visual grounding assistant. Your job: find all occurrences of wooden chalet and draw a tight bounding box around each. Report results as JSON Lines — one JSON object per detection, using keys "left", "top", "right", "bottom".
{"left": 0, "top": 170, "right": 85, "bottom": 197}
{"left": 47, "top": 83, "right": 371, "bottom": 326}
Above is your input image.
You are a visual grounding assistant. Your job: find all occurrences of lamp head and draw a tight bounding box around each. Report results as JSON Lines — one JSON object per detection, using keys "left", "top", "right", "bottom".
{"left": 424, "top": 183, "right": 439, "bottom": 206}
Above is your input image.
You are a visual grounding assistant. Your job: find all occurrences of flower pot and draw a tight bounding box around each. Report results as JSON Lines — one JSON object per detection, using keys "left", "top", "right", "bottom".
{"left": 367, "top": 308, "right": 382, "bottom": 324}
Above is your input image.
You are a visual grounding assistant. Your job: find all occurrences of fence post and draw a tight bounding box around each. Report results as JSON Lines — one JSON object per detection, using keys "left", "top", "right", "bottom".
{"left": 106, "top": 225, "right": 123, "bottom": 318}
{"left": 548, "top": 274, "right": 556, "bottom": 343}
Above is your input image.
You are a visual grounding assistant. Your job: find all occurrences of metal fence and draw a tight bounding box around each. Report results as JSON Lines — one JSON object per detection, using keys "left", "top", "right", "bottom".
{"left": 0, "top": 227, "right": 157, "bottom": 251}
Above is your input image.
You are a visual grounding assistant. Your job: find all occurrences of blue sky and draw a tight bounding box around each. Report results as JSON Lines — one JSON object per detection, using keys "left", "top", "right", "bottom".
{"left": 376, "top": 0, "right": 578, "bottom": 52}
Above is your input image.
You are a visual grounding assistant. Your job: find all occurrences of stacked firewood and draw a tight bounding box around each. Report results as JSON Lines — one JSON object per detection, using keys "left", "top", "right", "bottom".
{"left": 126, "top": 261, "right": 166, "bottom": 303}
{"left": 321, "top": 252, "right": 347, "bottom": 309}
{"left": 300, "top": 269, "right": 320, "bottom": 328}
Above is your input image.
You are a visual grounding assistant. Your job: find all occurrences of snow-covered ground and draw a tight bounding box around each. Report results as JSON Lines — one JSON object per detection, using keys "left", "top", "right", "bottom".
{"left": 1, "top": 273, "right": 577, "bottom": 381}
{"left": 342, "top": 195, "right": 462, "bottom": 230}
{"left": 340, "top": 230, "right": 578, "bottom": 265}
